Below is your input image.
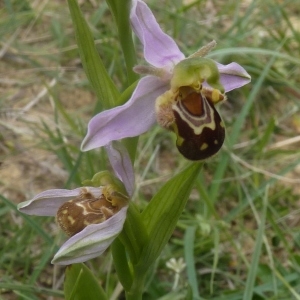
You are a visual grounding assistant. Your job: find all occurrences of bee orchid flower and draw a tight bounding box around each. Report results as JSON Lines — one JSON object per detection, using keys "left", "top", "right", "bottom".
{"left": 81, "top": 0, "right": 251, "bottom": 160}
{"left": 18, "top": 142, "right": 134, "bottom": 265}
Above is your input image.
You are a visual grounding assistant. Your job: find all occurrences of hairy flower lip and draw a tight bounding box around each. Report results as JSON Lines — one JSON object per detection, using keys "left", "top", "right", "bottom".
{"left": 51, "top": 206, "right": 128, "bottom": 265}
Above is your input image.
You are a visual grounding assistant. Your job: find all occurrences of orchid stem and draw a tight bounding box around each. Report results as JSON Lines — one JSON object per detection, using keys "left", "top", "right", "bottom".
{"left": 106, "top": 0, "right": 138, "bottom": 85}
{"left": 125, "top": 272, "right": 146, "bottom": 300}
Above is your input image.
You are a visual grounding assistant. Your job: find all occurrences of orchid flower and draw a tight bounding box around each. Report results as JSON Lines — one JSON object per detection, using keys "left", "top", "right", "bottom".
{"left": 18, "top": 142, "right": 134, "bottom": 265}
{"left": 81, "top": 0, "right": 251, "bottom": 160}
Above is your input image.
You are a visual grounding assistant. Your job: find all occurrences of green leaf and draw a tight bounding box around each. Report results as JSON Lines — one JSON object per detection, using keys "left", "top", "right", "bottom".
{"left": 111, "top": 238, "right": 133, "bottom": 291}
{"left": 184, "top": 226, "right": 199, "bottom": 299}
{"left": 118, "top": 202, "right": 149, "bottom": 265}
{"left": 116, "top": 80, "right": 138, "bottom": 106}
{"left": 137, "top": 163, "right": 202, "bottom": 271}
{"left": 64, "top": 263, "right": 107, "bottom": 300}
{"left": 106, "top": 0, "right": 138, "bottom": 84}
{"left": 67, "top": 0, "right": 120, "bottom": 109}
{"left": 242, "top": 188, "right": 268, "bottom": 300}
{"left": 255, "top": 117, "right": 276, "bottom": 154}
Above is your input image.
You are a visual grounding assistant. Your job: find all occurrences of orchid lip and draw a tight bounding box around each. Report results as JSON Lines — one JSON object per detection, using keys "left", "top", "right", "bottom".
{"left": 51, "top": 206, "right": 128, "bottom": 265}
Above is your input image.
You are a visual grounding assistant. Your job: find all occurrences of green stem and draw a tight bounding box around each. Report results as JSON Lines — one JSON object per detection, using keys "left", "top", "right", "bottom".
{"left": 122, "top": 137, "right": 138, "bottom": 162}
{"left": 111, "top": 238, "right": 133, "bottom": 291}
{"left": 125, "top": 272, "right": 147, "bottom": 300}
{"left": 106, "top": 0, "right": 138, "bottom": 84}
{"left": 118, "top": 201, "right": 148, "bottom": 264}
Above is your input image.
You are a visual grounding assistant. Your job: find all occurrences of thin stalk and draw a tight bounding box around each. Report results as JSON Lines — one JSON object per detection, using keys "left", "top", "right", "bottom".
{"left": 106, "top": 0, "right": 138, "bottom": 84}
{"left": 125, "top": 272, "right": 147, "bottom": 300}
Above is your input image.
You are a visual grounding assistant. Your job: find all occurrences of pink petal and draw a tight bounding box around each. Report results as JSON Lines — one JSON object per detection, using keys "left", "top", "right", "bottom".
{"left": 18, "top": 187, "right": 103, "bottom": 216}
{"left": 130, "top": 0, "right": 185, "bottom": 69}
{"left": 217, "top": 62, "right": 251, "bottom": 92}
{"left": 105, "top": 141, "right": 135, "bottom": 197}
{"left": 81, "top": 76, "right": 169, "bottom": 151}
{"left": 51, "top": 206, "right": 128, "bottom": 265}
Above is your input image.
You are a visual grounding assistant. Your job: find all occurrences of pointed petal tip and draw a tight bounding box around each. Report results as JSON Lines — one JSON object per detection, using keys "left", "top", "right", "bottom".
{"left": 130, "top": 0, "right": 184, "bottom": 68}
{"left": 215, "top": 62, "right": 251, "bottom": 92}
{"left": 105, "top": 142, "right": 135, "bottom": 197}
{"left": 80, "top": 137, "right": 92, "bottom": 152}
{"left": 17, "top": 201, "right": 27, "bottom": 211}
{"left": 80, "top": 119, "right": 108, "bottom": 152}
{"left": 245, "top": 71, "right": 251, "bottom": 79}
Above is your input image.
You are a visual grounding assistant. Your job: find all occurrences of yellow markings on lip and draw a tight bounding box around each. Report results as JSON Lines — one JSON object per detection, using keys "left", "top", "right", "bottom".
{"left": 173, "top": 124, "right": 185, "bottom": 147}
{"left": 67, "top": 216, "right": 76, "bottom": 225}
{"left": 83, "top": 220, "right": 91, "bottom": 226}
{"left": 173, "top": 93, "right": 217, "bottom": 135}
{"left": 159, "top": 86, "right": 226, "bottom": 161}
{"left": 176, "top": 135, "right": 185, "bottom": 147}
{"left": 200, "top": 143, "right": 208, "bottom": 151}
{"left": 56, "top": 187, "right": 129, "bottom": 236}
